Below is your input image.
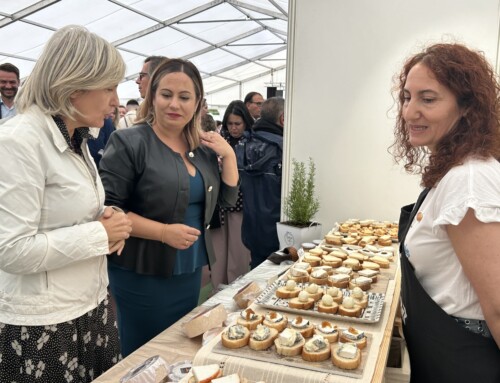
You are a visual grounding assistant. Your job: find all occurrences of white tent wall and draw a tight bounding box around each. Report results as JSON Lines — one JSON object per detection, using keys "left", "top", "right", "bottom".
{"left": 205, "top": 66, "right": 287, "bottom": 116}
{"left": 284, "top": 0, "right": 500, "bottom": 229}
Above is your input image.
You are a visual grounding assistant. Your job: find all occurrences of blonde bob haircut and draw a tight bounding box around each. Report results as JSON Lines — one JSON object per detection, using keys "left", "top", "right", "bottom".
{"left": 16, "top": 25, "right": 125, "bottom": 118}
{"left": 136, "top": 58, "right": 204, "bottom": 150}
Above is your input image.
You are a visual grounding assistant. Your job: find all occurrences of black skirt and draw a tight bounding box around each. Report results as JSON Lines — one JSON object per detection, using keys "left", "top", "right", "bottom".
{"left": 0, "top": 295, "right": 121, "bottom": 382}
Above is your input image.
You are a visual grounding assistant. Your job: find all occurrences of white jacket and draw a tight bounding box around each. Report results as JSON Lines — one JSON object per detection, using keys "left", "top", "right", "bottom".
{"left": 0, "top": 105, "right": 110, "bottom": 326}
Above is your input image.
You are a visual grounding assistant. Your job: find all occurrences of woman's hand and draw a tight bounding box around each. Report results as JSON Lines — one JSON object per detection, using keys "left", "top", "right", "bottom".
{"left": 200, "top": 131, "right": 235, "bottom": 159}
{"left": 109, "top": 240, "right": 126, "bottom": 255}
{"left": 162, "top": 223, "right": 201, "bottom": 250}
{"left": 99, "top": 208, "right": 132, "bottom": 243}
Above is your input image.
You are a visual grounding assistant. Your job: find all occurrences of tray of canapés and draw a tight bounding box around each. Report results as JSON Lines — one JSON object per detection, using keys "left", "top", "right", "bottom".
{"left": 212, "top": 310, "right": 372, "bottom": 378}
{"left": 255, "top": 279, "right": 384, "bottom": 323}
{"left": 326, "top": 219, "right": 399, "bottom": 246}
{"left": 255, "top": 240, "right": 397, "bottom": 323}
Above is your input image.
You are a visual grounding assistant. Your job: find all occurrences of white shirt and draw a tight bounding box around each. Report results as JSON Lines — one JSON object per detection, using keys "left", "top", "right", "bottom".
{"left": 0, "top": 105, "right": 110, "bottom": 325}
{"left": 0, "top": 99, "right": 16, "bottom": 124}
{"left": 405, "top": 157, "right": 500, "bottom": 319}
{"left": 117, "top": 110, "right": 137, "bottom": 129}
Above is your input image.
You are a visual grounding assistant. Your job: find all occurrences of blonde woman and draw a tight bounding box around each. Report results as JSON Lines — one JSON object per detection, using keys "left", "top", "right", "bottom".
{"left": 0, "top": 26, "right": 132, "bottom": 381}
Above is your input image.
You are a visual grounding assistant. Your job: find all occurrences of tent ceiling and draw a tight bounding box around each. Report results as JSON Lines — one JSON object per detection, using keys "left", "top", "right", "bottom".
{"left": 0, "top": 0, "right": 288, "bottom": 100}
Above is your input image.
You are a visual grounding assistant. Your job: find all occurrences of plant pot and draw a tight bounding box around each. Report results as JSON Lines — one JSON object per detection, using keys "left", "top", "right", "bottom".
{"left": 276, "top": 222, "right": 323, "bottom": 250}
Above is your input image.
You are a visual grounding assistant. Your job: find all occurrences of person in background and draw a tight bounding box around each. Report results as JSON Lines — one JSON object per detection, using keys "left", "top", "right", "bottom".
{"left": 392, "top": 43, "right": 500, "bottom": 382}
{"left": 210, "top": 100, "right": 253, "bottom": 288}
{"left": 201, "top": 97, "right": 208, "bottom": 118}
{"left": 236, "top": 97, "right": 284, "bottom": 269}
{"left": 118, "top": 104, "right": 127, "bottom": 118}
{"left": 0, "top": 25, "right": 132, "bottom": 382}
{"left": 0, "top": 62, "right": 20, "bottom": 123}
{"left": 118, "top": 56, "right": 167, "bottom": 129}
{"left": 118, "top": 99, "right": 139, "bottom": 129}
{"left": 99, "top": 58, "right": 239, "bottom": 356}
{"left": 244, "top": 91, "right": 264, "bottom": 121}
{"left": 88, "top": 110, "right": 117, "bottom": 168}
{"left": 215, "top": 119, "right": 222, "bottom": 133}
{"left": 201, "top": 113, "right": 216, "bottom": 132}
{"left": 125, "top": 99, "right": 139, "bottom": 111}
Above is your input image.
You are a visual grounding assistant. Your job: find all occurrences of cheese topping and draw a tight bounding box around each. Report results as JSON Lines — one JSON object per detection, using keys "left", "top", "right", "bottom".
{"left": 240, "top": 309, "right": 257, "bottom": 320}
{"left": 343, "top": 327, "right": 365, "bottom": 340}
{"left": 338, "top": 343, "right": 358, "bottom": 359}
{"left": 298, "top": 290, "right": 310, "bottom": 302}
{"left": 342, "top": 297, "right": 355, "bottom": 309}
{"left": 327, "top": 286, "right": 340, "bottom": 297}
{"left": 353, "top": 276, "right": 372, "bottom": 285}
{"left": 278, "top": 328, "right": 303, "bottom": 346}
{"left": 290, "top": 267, "right": 308, "bottom": 277}
{"left": 285, "top": 280, "right": 297, "bottom": 291}
{"left": 265, "top": 311, "right": 283, "bottom": 323}
{"left": 294, "top": 262, "right": 310, "bottom": 270}
{"left": 251, "top": 324, "right": 270, "bottom": 341}
{"left": 304, "top": 335, "right": 328, "bottom": 352}
{"left": 323, "top": 254, "right": 341, "bottom": 263}
{"left": 334, "top": 267, "right": 352, "bottom": 275}
{"left": 318, "top": 321, "right": 337, "bottom": 334}
{"left": 321, "top": 294, "right": 334, "bottom": 306}
{"left": 331, "top": 250, "right": 347, "bottom": 258}
{"left": 358, "top": 269, "right": 378, "bottom": 278}
{"left": 310, "top": 269, "right": 327, "bottom": 279}
{"left": 330, "top": 273, "right": 350, "bottom": 282}
{"left": 306, "top": 283, "right": 319, "bottom": 294}
{"left": 313, "top": 265, "right": 332, "bottom": 274}
{"left": 227, "top": 324, "right": 247, "bottom": 340}
{"left": 351, "top": 287, "right": 364, "bottom": 299}
{"left": 291, "top": 317, "right": 310, "bottom": 328}
{"left": 304, "top": 254, "right": 321, "bottom": 262}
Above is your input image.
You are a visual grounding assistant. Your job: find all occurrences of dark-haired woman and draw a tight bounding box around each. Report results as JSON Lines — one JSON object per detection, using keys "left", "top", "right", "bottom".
{"left": 392, "top": 43, "right": 500, "bottom": 382}
{"left": 210, "top": 100, "right": 253, "bottom": 288}
{"left": 100, "top": 59, "right": 238, "bottom": 356}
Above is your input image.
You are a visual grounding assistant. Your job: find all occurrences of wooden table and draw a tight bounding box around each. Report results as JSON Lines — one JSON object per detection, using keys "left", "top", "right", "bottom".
{"left": 93, "top": 260, "right": 403, "bottom": 383}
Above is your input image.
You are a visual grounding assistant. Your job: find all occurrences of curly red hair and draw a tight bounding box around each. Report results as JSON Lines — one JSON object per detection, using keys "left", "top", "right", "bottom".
{"left": 390, "top": 43, "right": 500, "bottom": 187}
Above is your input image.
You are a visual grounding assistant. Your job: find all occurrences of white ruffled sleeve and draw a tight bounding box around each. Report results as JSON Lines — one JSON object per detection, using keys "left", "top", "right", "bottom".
{"left": 431, "top": 158, "right": 500, "bottom": 237}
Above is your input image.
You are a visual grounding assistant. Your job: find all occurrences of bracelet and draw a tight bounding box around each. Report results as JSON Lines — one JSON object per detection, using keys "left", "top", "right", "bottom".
{"left": 160, "top": 224, "right": 169, "bottom": 244}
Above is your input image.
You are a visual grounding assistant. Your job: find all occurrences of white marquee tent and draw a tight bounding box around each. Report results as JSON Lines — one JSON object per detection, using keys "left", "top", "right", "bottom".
{"left": 0, "top": 0, "right": 288, "bottom": 112}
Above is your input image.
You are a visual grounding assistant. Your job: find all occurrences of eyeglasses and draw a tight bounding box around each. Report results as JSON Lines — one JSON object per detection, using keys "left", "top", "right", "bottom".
{"left": 250, "top": 101, "right": 263, "bottom": 106}
{"left": 137, "top": 72, "right": 149, "bottom": 80}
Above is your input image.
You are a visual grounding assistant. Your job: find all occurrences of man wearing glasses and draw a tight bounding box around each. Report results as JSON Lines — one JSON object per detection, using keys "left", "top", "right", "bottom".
{"left": 244, "top": 91, "right": 264, "bottom": 121}
{"left": 119, "top": 56, "right": 166, "bottom": 129}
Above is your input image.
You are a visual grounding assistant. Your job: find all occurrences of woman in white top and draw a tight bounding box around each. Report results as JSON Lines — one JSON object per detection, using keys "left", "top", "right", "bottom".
{"left": 0, "top": 26, "right": 132, "bottom": 382}
{"left": 392, "top": 43, "right": 500, "bottom": 382}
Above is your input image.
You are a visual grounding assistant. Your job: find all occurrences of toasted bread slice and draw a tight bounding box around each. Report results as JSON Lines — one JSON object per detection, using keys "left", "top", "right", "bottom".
{"left": 221, "top": 325, "right": 250, "bottom": 349}
{"left": 274, "top": 331, "right": 305, "bottom": 356}
{"left": 332, "top": 344, "right": 361, "bottom": 370}
{"left": 302, "top": 335, "right": 331, "bottom": 362}
{"left": 248, "top": 326, "right": 279, "bottom": 351}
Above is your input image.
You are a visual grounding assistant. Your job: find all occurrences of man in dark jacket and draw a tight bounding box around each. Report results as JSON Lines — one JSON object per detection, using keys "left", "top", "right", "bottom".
{"left": 236, "top": 97, "right": 284, "bottom": 268}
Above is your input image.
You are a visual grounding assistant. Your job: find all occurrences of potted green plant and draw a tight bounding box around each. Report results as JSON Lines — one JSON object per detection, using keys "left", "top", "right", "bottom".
{"left": 276, "top": 157, "right": 322, "bottom": 249}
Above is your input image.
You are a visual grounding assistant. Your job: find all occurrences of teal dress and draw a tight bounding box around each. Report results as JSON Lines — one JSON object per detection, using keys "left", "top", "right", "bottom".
{"left": 108, "top": 171, "right": 208, "bottom": 356}
{"left": 174, "top": 171, "right": 208, "bottom": 274}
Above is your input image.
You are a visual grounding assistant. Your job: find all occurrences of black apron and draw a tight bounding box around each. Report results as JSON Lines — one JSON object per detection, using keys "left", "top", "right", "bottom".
{"left": 398, "top": 188, "right": 500, "bottom": 383}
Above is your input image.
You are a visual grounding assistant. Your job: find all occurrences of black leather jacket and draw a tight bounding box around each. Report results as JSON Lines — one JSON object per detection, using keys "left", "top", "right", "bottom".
{"left": 99, "top": 124, "right": 238, "bottom": 277}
